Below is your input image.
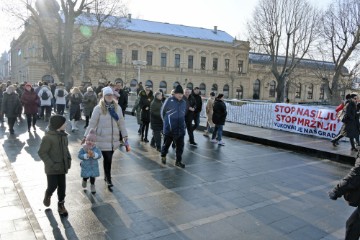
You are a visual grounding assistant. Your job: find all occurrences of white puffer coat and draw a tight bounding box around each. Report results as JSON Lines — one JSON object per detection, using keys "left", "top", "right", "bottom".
{"left": 84, "top": 101, "right": 128, "bottom": 151}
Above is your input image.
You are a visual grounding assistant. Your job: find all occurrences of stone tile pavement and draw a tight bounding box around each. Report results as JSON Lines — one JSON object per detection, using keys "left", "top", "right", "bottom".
{"left": 0, "top": 115, "right": 357, "bottom": 239}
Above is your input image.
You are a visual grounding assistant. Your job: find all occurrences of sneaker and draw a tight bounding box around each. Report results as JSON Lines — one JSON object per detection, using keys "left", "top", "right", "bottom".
{"left": 218, "top": 141, "right": 225, "bottom": 146}
{"left": 90, "top": 184, "right": 96, "bottom": 194}
{"left": 210, "top": 139, "right": 218, "bottom": 143}
{"left": 175, "top": 161, "right": 185, "bottom": 168}
{"left": 143, "top": 138, "right": 149, "bottom": 143}
{"left": 105, "top": 177, "right": 113, "bottom": 187}
{"left": 189, "top": 142, "right": 198, "bottom": 146}
{"left": 330, "top": 139, "right": 337, "bottom": 147}
{"left": 43, "top": 191, "right": 51, "bottom": 207}
{"left": 82, "top": 180, "right": 87, "bottom": 188}
{"left": 161, "top": 156, "right": 166, "bottom": 164}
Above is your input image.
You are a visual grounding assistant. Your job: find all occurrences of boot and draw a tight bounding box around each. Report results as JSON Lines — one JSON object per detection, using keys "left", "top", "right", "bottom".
{"left": 104, "top": 176, "right": 113, "bottom": 187}
{"left": 175, "top": 161, "right": 185, "bottom": 168}
{"left": 58, "top": 201, "right": 68, "bottom": 217}
{"left": 43, "top": 191, "right": 51, "bottom": 207}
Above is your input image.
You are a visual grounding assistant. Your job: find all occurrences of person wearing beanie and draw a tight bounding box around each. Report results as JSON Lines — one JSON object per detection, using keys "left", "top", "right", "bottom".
{"left": 160, "top": 84, "right": 187, "bottom": 168}
{"left": 331, "top": 93, "right": 359, "bottom": 150}
{"left": 190, "top": 86, "right": 203, "bottom": 142}
{"left": 68, "top": 87, "right": 83, "bottom": 132}
{"left": 211, "top": 93, "right": 227, "bottom": 146}
{"left": 82, "top": 85, "right": 128, "bottom": 188}
{"left": 204, "top": 91, "right": 216, "bottom": 137}
{"left": 54, "top": 83, "right": 68, "bottom": 115}
{"left": 82, "top": 86, "right": 98, "bottom": 129}
{"left": 78, "top": 128, "right": 102, "bottom": 194}
{"left": 38, "top": 114, "right": 71, "bottom": 217}
{"left": 150, "top": 91, "right": 163, "bottom": 151}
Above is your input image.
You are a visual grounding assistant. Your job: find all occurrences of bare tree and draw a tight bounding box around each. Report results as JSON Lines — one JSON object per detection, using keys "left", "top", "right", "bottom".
{"left": 320, "top": 0, "right": 360, "bottom": 104}
{"left": 247, "top": 0, "right": 320, "bottom": 102}
{"left": 5, "top": 0, "right": 127, "bottom": 87}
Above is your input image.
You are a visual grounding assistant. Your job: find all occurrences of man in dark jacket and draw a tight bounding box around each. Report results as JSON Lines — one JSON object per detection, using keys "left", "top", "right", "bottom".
{"left": 161, "top": 85, "right": 187, "bottom": 168}
{"left": 329, "top": 156, "right": 360, "bottom": 240}
{"left": 184, "top": 88, "right": 197, "bottom": 146}
{"left": 191, "top": 87, "right": 203, "bottom": 132}
{"left": 116, "top": 82, "right": 128, "bottom": 117}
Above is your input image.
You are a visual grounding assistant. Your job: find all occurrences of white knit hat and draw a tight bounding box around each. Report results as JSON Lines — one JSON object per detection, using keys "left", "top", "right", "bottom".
{"left": 102, "top": 86, "right": 113, "bottom": 96}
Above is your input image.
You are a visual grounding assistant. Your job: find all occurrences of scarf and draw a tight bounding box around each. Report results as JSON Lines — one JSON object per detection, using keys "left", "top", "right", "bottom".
{"left": 105, "top": 102, "right": 119, "bottom": 121}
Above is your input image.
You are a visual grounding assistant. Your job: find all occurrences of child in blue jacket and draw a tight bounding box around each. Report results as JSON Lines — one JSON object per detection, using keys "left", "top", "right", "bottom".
{"left": 78, "top": 128, "right": 102, "bottom": 193}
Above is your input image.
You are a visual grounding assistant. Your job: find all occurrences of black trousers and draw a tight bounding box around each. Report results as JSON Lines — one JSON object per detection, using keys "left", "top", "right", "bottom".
{"left": 345, "top": 207, "right": 360, "bottom": 240}
{"left": 161, "top": 135, "right": 185, "bottom": 162}
{"left": 7, "top": 117, "right": 16, "bottom": 132}
{"left": 40, "top": 106, "right": 52, "bottom": 119}
{"left": 141, "top": 122, "right": 150, "bottom": 140}
{"left": 153, "top": 130, "right": 162, "bottom": 150}
{"left": 186, "top": 120, "right": 195, "bottom": 143}
{"left": 57, "top": 104, "right": 65, "bottom": 115}
{"left": 26, "top": 113, "right": 37, "bottom": 129}
{"left": 46, "top": 174, "right": 66, "bottom": 202}
{"left": 83, "top": 177, "right": 95, "bottom": 184}
{"left": 102, "top": 151, "right": 114, "bottom": 180}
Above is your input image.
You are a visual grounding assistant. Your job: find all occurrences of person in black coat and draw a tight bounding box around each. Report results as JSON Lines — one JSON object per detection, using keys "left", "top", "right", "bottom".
{"left": 211, "top": 93, "right": 227, "bottom": 146}
{"left": 191, "top": 87, "right": 203, "bottom": 132}
{"left": 150, "top": 91, "right": 163, "bottom": 151}
{"left": 184, "top": 88, "right": 197, "bottom": 145}
{"left": 139, "top": 86, "right": 154, "bottom": 142}
{"left": 329, "top": 156, "right": 360, "bottom": 239}
{"left": 331, "top": 94, "right": 359, "bottom": 151}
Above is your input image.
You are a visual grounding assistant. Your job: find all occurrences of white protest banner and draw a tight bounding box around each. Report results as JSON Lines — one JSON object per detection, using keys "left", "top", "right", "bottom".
{"left": 272, "top": 103, "right": 342, "bottom": 139}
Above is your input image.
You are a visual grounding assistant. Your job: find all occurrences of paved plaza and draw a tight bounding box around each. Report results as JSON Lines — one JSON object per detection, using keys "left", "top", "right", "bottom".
{"left": 0, "top": 115, "right": 357, "bottom": 240}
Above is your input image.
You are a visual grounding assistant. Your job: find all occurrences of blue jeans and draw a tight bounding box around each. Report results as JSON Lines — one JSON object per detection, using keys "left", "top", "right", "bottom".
{"left": 212, "top": 125, "right": 223, "bottom": 141}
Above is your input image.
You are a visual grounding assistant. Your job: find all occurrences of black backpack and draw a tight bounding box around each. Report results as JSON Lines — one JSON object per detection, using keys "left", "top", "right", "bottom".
{"left": 41, "top": 90, "right": 49, "bottom": 100}
{"left": 57, "top": 89, "right": 64, "bottom": 97}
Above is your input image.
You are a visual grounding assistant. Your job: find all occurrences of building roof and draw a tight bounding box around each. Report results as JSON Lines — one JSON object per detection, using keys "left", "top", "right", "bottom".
{"left": 75, "top": 14, "right": 235, "bottom": 43}
{"left": 249, "top": 52, "right": 337, "bottom": 70}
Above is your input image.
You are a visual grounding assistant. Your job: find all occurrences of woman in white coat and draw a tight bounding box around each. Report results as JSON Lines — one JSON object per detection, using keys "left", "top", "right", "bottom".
{"left": 82, "top": 86, "right": 128, "bottom": 187}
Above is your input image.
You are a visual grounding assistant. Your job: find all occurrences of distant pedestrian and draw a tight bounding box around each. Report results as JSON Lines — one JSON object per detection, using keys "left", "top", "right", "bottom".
{"left": 331, "top": 93, "right": 359, "bottom": 151}
{"left": 68, "top": 87, "right": 83, "bottom": 132}
{"left": 21, "top": 83, "right": 40, "bottom": 132}
{"left": 132, "top": 93, "right": 143, "bottom": 135}
{"left": 1, "top": 85, "right": 22, "bottom": 134}
{"left": 82, "top": 86, "right": 97, "bottom": 129}
{"left": 139, "top": 86, "right": 154, "bottom": 142}
{"left": 54, "top": 83, "right": 68, "bottom": 115}
{"left": 82, "top": 86, "right": 128, "bottom": 188}
{"left": 38, "top": 115, "right": 71, "bottom": 217}
{"left": 0, "top": 83, "right": 6, "bottom": 125}
{"left": 78, "top": 128, "right": 102, "bottom": 194}
{"left": 38, "top": 82, "right": 53, "bottom": 122}
{"left": 204, "top": 91, "right": 215, "bottom": 137}
{"left": 161, "top": 85, "right": 187, "bottom": 168}
{"left": 329, "top": 156, "right": 360, "bottom": 240}
{"left": 191, "top": 87, "right": 203, "bottom": 132}
{"left": 211, "top": 93, "right": 227, "bottom": 146}
{"left": 150, "top": 91, "right": 163, "bottom": 151}
{"left": 184, "top": 88, "right": 197, "bottom": 146}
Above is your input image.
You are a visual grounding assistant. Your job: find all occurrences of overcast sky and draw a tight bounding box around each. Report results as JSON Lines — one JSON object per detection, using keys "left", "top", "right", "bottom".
{"left": 0, "top": 0, "right": 333, "bottom": 54}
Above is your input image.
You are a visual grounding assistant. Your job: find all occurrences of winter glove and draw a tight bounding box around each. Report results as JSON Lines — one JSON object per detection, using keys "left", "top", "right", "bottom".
{"left": 93, "top": 152, "right": 99, "bottom": 159}
{"left": 328, "top": 190, "right": 338, "bottom": 200}
{"left": 83, "top": 154, "right": 89, "bottom": 160}
{"left": 131, "top": 111, "right": 135, "bottom": 116}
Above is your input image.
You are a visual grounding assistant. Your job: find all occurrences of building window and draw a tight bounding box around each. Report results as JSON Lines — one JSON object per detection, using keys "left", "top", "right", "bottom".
{"left": 146, "top": 51, "right": 153, "bottom": 66}
{"left": 238, "top": 60, "right": 243, "bottom": 74}
{"left": 213, "top": 58, "right": 218, "bottom": 71}
{"left": 212, "top": 84, "right": 218, "bottom": 95}
{"left": 131, "top": 50, "right": 138, "bottom": 61}
{"left": 269, "top": 80, "right": 276, "bottom": 97}
{"left": 319, "top": 84, "right": 325, "bottom": 100}
{"left": 253, "top": 79, "right": 260, "bottom": 99}
{"left": 161, "top": 53, "right": 167, "bottom": 67}
{"left": 175, "top": 54, "right": 180, "bottom": 68}
{"left": 187, "top": 82, "right": 193, "bottom": 90}
{"left": 201, "top": 57, "right": 206, "bottom": 70}
{"left": 225, "top": 59, "right": 230, "bottom": 72}
{"left": 173, "top": 81, "right": 180, "bottom": 89}
{"left": 237, "top": 86, "right": 243, "bottom": 99}
{"left": 159, "top": 81, "right": 167, "bottom": 93}
{"left": 116, "top": 48, "right": 122, "bottom": 64}
{"left": 188, "top": 55, "right": 193, "bottom": 69}
{"left": 130, "top": 79, "right": 138, "bottom": 92}
{"left": 223, "top": 84, "right": 229, "bottom": 98}
{"left": 307, "top": 84, "right": 313, "bottom": 99}
{"left": 99, "top": 47, "right": 106, "bottom": 62}
{"left": 145, "top": 80, "right": 153, "bottom": 88}
{"left": 199, "top": 83, "right": 206, "bottom": 96}
{"left": 295, "top": 83, "right": 301, "bottom": 98}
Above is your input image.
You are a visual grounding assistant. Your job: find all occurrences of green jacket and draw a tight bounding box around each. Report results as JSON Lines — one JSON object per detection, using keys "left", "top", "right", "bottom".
{"left": 38, "top": 130, "right": 72, "bottom": 175}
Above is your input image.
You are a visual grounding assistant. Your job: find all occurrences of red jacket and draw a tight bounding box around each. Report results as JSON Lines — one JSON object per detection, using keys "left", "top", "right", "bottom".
{"left": 21, "top": 89, "right": 39, "bottom": 114}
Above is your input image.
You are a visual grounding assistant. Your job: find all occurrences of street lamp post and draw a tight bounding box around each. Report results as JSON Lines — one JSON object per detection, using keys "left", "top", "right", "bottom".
{"left": 132, "top": 60, "right": 147, "bottom": 84}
